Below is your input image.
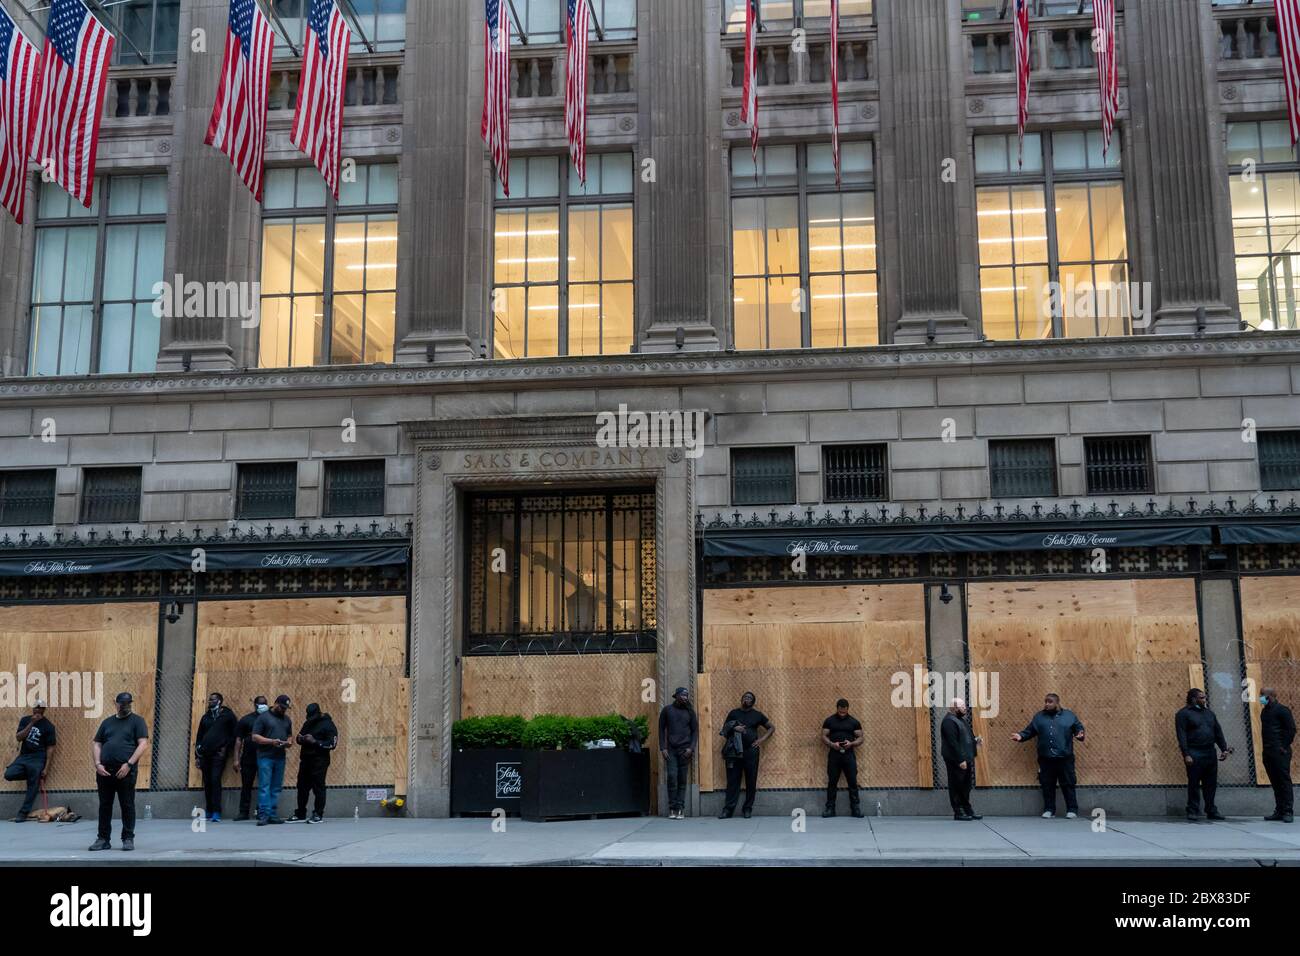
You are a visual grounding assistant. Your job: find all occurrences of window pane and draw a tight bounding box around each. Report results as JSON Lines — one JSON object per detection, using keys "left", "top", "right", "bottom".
{"left": 601, "top": 153, "right": 634, "bottom": 194}
{"left": 108, "top": 176, "right": 142, "bottom": 215}
{"left": 30, "top": 308, "right": 62, "bottom": 376}
{"left": 977, "top": 187, "right": 1013, "bottom": 266}
{"left": 810, "top": 273, "right": 843, "bottom": 347}
{"left": 526, "top": 285, "right": 559, "bottom": 357}
{"left": 292, "top": 296, "right": 325, "bottom": 366}
{"left": 765, "top": 195, "right": 799, "bottom": 275}
{"left": 733, "top": 278, "right": 764, "bottom": 350}
{"left": 842, "top": 191, "right": 875, "bottom": 270}
{"left": 807, "top": 193, "right": 843, "bottom": 273}
{"left": 134, "top": 223, "right": 165, "bottom": 298}
{"left": 1016, "top": 264, "right": 1052, "bottom": 339}
{"left": 495, "top": 210, "right": 528, "bottom": 285}
{"left": 1266, "top": 172, "right": 1300, "bottom": 255}
{"left": 527, "top": 157, "right": 561, "bottom": 199}
{"left": 1261, "top": 121, "right": 1294, "bottom": 164}
{"left": 1058, "top": 262, "right": 1096, "bottom": 338}
{"left": 333, "top": 218, "right": 368, "bottom": 292}
{"left": 844, "top": 272, "right": 878, "bottom": 346}
{"left": 296, "top": 169, "right": 328, "bottom": 209}
{"left": 99, "top": 303, "right": 134, "bottom": 373}
{"left": 980, "top": 267, "right": 1018, "bottom": 341}
{"left": 1094, "top": 261, "right": 1131, "bottom": 337}
{"left": 63, "top": 228, "right": 97, "bottom": 301}
{"left": 332, "top": 294, "right": 365, "bottom": 365}
{"left": 731, "top": 198, "right": 764, "bottom": 275}
{"left": 494, "top": 286, "right": 526, "bottom": 359}
{"left": 1053, "top": 131, "right": 1088, "bottom": 171}
{"left": 1012, "top": 185, "right": 1048, "bottom": 262}
{"left": 1231, "top": 174, "right": 1270, "bottom": 256}
{"left": 59, "top": 305, "right": 93, "bottom": 374}
{"left": 263, "top": 170, "right": 296, "bottom": 209}
{"left": 767, "top": 276, "right": 801, "bottom": 348}
{"left": 974, "top": 135, "right": 1010, "bottom": 175}
{"left": 365, "top": 292, "right": 396, "bottom": 363}
{"left": 338, "top": 169, "right": 368, "bottom": 206}
{"left": 1237, "top": 258, "right": 1272, "bottom": 329}
{"left": 292, "top": 220, "right": 327, "bottom": 294}
{"left": 1090, "top": 181, "right": 1127, "bottom": 261}
{"left": 33, "top": 230, "right": 68, "bottom": 304}
{"left": 368, "top": 164, "right": 399, "bottom": 205}
{"left": 569, "top": 284, "right": 602, "bottom": 356}
{"left": 764, "top": 146, "right": 797, "bottom": 187}
{"left": 569, "top": 206, "right": 600, "bottom": 284}
{"left": 1226, "top": 122, "right": 1260, "bottom": 167}
{"left": 38, "top": 184, "right": 70, "bottom": 219}
{"left": 131, "top": 301, "right": 160, "bottom": 371}
{"left": 262, "top": 223, "right": 297, "bottom": 295}
{"left": 601, "top": 204, "right": 633, "bottom": 280}
{"left": 528, "top": 208, "right": 561, "bottom": 282}
{"left": 139, "top": 174, "right": 167, "bottom": 214}
{"left": 1055, "top": 184, "right": 1092, "bottom": 262}
{"left": 602, "top": 283, "right": 634, "bottom": 353}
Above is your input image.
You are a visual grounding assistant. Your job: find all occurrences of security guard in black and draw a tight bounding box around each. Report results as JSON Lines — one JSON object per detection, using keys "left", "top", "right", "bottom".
{"left": 822, "top": 700, "right": 864, "bottom": 817}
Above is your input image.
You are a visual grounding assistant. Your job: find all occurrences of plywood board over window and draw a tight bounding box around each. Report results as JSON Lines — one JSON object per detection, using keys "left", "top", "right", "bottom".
{"left": 0, "top": 603, "right": 158, "bottom": 794}
{"left": 189, "top": 597, "right": 407, "bottom": 791}
{"left": 967, "top": 579, "right": 1202, "bottom": 788}
{"left": 701, "top": 584, "right": 931, "bottom": 791}
{"left": 1240, "top": 576, "right": 1300, "bottom": 788}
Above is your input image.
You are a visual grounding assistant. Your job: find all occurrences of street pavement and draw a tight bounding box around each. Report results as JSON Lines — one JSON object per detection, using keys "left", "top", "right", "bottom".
{"left": 3, "top": 813, "right": 1300, "bottom": 866}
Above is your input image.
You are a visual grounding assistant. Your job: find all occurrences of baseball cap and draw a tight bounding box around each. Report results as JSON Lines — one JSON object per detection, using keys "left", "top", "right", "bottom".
{"left": 274, "top": 694, "right": 292, "bottom": 707}
{"left": 115, "top": 692, "right": 133, "bottom": 704}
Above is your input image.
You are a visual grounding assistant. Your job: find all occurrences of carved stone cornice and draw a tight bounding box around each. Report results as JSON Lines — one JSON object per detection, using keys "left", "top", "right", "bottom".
{"left": 404, "top": 415, "right": 601, "bottom": 448}
{"left": 1, "top": 332, "right": 1298, "bottom": 401}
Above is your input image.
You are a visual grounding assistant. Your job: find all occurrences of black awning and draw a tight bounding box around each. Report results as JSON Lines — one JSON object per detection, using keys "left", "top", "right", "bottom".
{"left": 0, "top": 545, "right": 410, "bottom": 577}
{"left": 1218, "top": 524, "right": 1300, "bottom": 545}
{"left": 702, "top": 525, "right": 1214, "bottom": 558}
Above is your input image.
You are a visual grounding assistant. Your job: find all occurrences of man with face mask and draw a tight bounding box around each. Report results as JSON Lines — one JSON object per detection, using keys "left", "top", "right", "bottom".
{"left": 1175, "top": 688, "right": 1232, "bottom": 822}
{"left": 941, "top": 698, "right": 981, "bottom": 821}
{"left": 718, "top": 691, "right": 774, "bottom": 819}
{"left": 89, "top": 692, "right": 150, "bottom": 851}
{"left": 1011, "top": 693, "right": 1085, "bottom": 819}
{"left": 194, "top": 692, "right": 237, "bottom": 822}
{"left": 5, "top": 700, "right": 56, "bottom": 822}
{"left": 288, "top": 703, "right": 338, "bottom": 824}
{"left": 1259, "top": 687, "right": 1293, "bottom": 823}
{"left": 233, "top": 696, "right": 267, "bottom": 821}
{"left": 251, "top": 694, "right": 294, "bottom": 825}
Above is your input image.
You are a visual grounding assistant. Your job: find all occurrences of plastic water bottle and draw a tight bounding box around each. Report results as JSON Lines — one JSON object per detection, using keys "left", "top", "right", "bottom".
{"left": 353, "top": 806, "right": 360, "bottom": 821}
{"left": 875, "top": 801, "right": 882, "bottom": 818}
{"left": 144, "top": 804, "right": 153, "bottom": 821}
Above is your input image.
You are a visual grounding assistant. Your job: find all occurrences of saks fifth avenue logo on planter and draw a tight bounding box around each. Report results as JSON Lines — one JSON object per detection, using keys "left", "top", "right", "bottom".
{"left": 786, "top": 539, "right": 863, "bottom": 556}
{"left": 259, "top": 553, "right": 332, "bottom": 569}
{"left": 1042, "top": 532, "right": 1120, "bottom": 549}
{"left": 495, "top": 762, "right": 522, "bottom": 800}
{"left": 24, "top": 560, "right": 94, "bottom": 575}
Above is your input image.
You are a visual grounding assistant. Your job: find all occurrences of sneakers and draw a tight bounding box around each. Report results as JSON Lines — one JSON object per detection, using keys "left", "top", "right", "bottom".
{"left": 1205, "top": 810, "right": 1226, "bottom": 821}
{"left": 1265, "top": 812, "right": 1284, "bottom": 821}
{"left": 88, "top": 838, "right": 111, "bottom": 851}
{"left": 209, "top": 813, "right": 221, "bottom": 823}
{"left": 121, "top": 838, "right": 134, "bottom": 851}
{"left": 954, "top": 812, "right": 972, "bottom": 821}
{"left": 967, "top": 812, "right": 983, "bottom": 820}
{"left": 285, "top": 813, "right": 308, "bottom": 824}
{"left": 265, "top": 816, "right": 285, "bottom": 825}
{"left": 308, "top": 814, "right": 323, "bottom": 824}
{"left": 667, "top": 809, "right": 683, "bottom": 820}
{"left": 1041, "top": 811, "right": 1055, "bottom": 819}
{"left": 1066, "top": 811, "right": 1078, "bottom": 819}
{"left": 718, "top": 808, "right": 733, "bottom": 819}
{"left": 742, "top": 808, "right": 752, "bottom": 819}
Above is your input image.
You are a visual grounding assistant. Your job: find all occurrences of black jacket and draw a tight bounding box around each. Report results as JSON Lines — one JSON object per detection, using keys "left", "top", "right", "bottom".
{"left": 1175, "top": 704, "right": 1228, "bottom": 756}
{"left": 194, "top": 705, "right": 237, "bottom": 757}
{"left": 1017, "top": 709, "right": 1084, "bottom": 759}
{"left": 940, "top": 712, "right": 977, "bottom": 764}
{"left": 658, "top": 702, "right": 698, "bottom": 753}
{"left": 1261, "top": 701, "right": 1297, "bottom": 754}
{"left": 297, "top": 713, "right": 339, "bottom": 761}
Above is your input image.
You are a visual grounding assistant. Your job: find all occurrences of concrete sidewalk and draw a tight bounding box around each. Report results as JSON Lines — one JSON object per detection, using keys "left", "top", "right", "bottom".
{"left": 3, "top": 814, "right": 1300, "bottom": 866}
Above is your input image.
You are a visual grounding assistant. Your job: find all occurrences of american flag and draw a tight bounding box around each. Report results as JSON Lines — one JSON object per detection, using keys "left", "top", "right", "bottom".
{"left": 1093, "top": 0, "right": 1118, "bottom": 156}
{"left": 1014, "top": 0, "right": 1031, "bottom": 166}
{"left": 741, "top": 0, "right": 759, "bottom": 157}
{"left": 205, "top": 0, "right": 275, "bottom": 201}
{"left": 0, "top": 4, "right": 42, "bottom": 224}
{"left": 566, "top": 0, "right": 589, "bottom": 184}
{"left": 30, "top": 0, "right": 113, "bottom": 209}
{"left": 290, "top": 0, "right": 350, "bottom": 199}
{"left": 830, "top": 0, "right": 840, "bottom": 183}
{"left": 1276, "top": 0, "right": 1300, "bottom": 145}
{"left": 482, "top": 0, "right": 510, "bottom": 196}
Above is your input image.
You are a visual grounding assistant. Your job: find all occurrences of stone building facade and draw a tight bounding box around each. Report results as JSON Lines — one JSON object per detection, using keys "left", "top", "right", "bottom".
{"left": 0, "top": 0, "right": 1297, "bottom": 818}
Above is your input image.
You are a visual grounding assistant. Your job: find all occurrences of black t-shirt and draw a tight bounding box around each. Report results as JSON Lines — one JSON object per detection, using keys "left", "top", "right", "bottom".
{"left": 17, "top": 716, "right": 56, "bottom": 755}
{"left": 723, "top": 707, "right": 771, "bottom": 751}
{"left": 235, "top": 711, "right": 260, "bottom": 762}
{"left": 94, "top": 713, "right": 149, "bottom": 767}
{"left": 822, "top": 713, "right": 861, "bottom": 744}
{"left": 253, "top": 711, "right": 293, "bottom": 759}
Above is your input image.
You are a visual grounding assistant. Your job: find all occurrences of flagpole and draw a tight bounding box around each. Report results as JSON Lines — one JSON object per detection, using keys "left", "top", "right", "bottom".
{"left": 81, "top": 0, "right": 151, "bottom": 63}
{"left": 506, "top": 0, "right": 526, "bottom": 44}
{"left": 585, "top": 0, "right": 604, "bottom": 43}
{"left": 266, "top": 0, "right": 301, "bottom": 58}
{"left": 335, "top": 0, "right": 375, "bottom": 55}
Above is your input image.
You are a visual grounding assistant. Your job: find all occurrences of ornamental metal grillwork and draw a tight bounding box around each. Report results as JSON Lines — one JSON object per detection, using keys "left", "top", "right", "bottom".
{"left": 0, "top": 519, "right": 409, "bottom": 550}
{"left": 80, "top": 468, "right": 142, "bottom": 524}
{"left": 236, "top": 462, "right": 298, "bottom": 519}
{"left": 466, "top": 489, "right": 656, "bottom": 655}
{"left": 989, "top": 439, "right": 1057, "bottom": 498}
{"left": 0, "top": 470, "right": 55, "bottom": 526}
{"left": 732, "top": 447, "right": 797, "bottom": 505}
{"left": 1259, "top": 431, "right": 1300, "bottom": 492}
{"left": 323, "top": 459, "right": 386, "bottom": 517}
{"left": 823, "top": 444, "right": 888, "bottom": 502}
{"left": 1084, "top": 436, "right": 1153, "bottom": 496}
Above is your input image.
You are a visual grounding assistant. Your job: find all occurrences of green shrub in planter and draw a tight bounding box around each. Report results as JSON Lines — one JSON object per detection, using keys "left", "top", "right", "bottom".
{"left": 451, "top": 714, "right": 527, "bottom": 750}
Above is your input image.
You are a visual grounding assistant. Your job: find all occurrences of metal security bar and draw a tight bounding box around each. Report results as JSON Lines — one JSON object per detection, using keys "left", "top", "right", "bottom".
{"left": 0, "top": 470, "right": 55, "bottom": 526}
{"left": 80, "top": 468, "right": 142, "bottom": 524}
{"left": 323, "top": 460, "right": 386, "bottom": 517}
{"left": 1259, "top": 431, "right": 1300, "bottom": 492}
{"left": 732, "top": 448, "right": 797, "bottom": 505}
{"left": 823, "top": 444, "right": 888, "bottom": 502}
{"left": 236, "top": 463, "right": 298, "bottom": 520}
{"left": 990, "top": 439, "right": 1058, "bottom": 499}
{"left": 1084, "top": 436, "right": 1153, "bottom": 495}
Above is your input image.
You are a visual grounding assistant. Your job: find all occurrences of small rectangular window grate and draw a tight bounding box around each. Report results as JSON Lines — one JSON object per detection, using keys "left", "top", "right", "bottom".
{"left": 324, "top": 460, "right": 386, "bottom": 517}
{"left": 989, "top": 439, "right": 1058, "bottom": 498}
{"left": 823, "top": 444, "right": 888, "bottom": 502}
{"left": 81, "top": 467, "right": 142, "bottom": 523}
{"left": 0, "top": 470, "right": 55, "bottom": 526}
{"left": 1083, "top": 436, "right": 1152, "bottom": 495}
{"left": 237, "top": 462, "right": 298, "bottom": 519}
{"left": 732, "top": 447, "right": 797, "bottom": 506}
{"left": 1260, "top": 431, "right": 1300, "bottom": 491}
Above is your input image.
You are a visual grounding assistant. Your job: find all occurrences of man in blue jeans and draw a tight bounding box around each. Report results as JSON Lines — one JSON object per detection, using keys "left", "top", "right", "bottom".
{"left": 251, "top": 694, "right": 294, "bottom": 825}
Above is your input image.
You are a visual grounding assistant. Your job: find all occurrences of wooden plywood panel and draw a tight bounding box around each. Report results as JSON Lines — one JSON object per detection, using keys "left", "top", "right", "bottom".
{"left": 190, "top": 597, "right": 407, "bottom": 790}
{"left": 702, "top": 584, "right": 928, "bottom": 790}
{"left": 0, "top": 603, "right": 158, "bottom": 793}
{"left": 696, "top": 672, "right": 713, "bottom": 792}
{"left": 1241, "top": 577, "right": 1300, "bottom": 786}
{"left": 967, "top": 579, "right": 1201, "bottom": 787}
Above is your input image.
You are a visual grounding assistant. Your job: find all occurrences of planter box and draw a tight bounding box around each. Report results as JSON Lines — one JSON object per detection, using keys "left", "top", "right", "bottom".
{"left": 451, "top": 747, "right": 650, "bottom": 820}
{"left": 450, "top": 749, "right": 527, "bottom": 815}
{"left": 519, "top": 748, "right": 649, "bottom": 821}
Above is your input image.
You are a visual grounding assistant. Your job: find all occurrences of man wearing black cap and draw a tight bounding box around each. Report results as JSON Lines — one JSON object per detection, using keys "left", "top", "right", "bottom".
{"left": 194, "top": 691, "right": 237, "bottom": 822}
{"left": 658, "top": 687, "right": 698, "bottom": 820}
{"left": 288, "top": 703, "right": 338, "bottom": 824}
{"left": 821, "top": 698, "right": 864, "bottom": 818}
{"left": 718, "top": 691, "right": 774, "bottom": 819}
{"left": 251, "top": 694, "right": 294, "bottom": 825}
{"left": 232, "top": 695, "right": 268, "bottom": 821}
{"left": 5, "top": 700, "right": 56, "bottom": 822}
{"left": 89, "top": 692, "right": 149, "bottom": 851}
{"left": 1175, "top": 688, "right": 1232, "bottom": 822}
